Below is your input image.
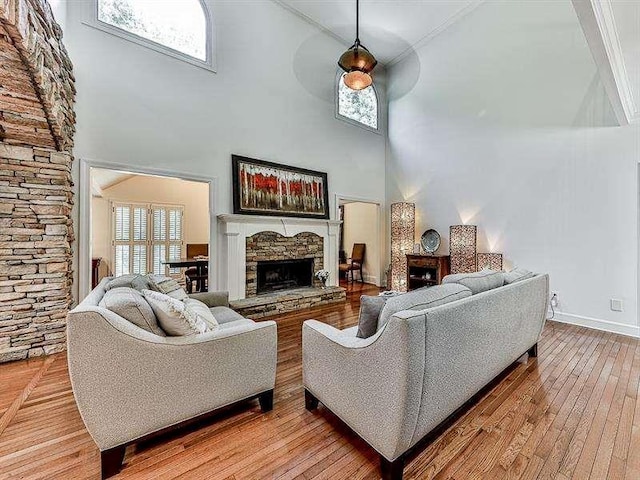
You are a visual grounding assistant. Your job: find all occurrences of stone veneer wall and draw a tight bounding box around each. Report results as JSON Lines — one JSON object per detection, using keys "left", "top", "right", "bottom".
{"left": 0, "top": 0, "right": 75, "bottom": 363}
{"left": 245, "top": 231, "right": 324, "bottom": 297}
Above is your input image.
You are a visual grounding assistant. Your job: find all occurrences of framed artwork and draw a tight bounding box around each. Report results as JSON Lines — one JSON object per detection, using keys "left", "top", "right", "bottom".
{"left": 232, "top": 155, "right": 330, "bottom": 219}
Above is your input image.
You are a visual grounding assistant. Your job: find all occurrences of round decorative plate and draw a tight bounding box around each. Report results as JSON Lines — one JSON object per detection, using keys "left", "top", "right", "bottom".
{"left": 421, "top": 229, "right": 441, "bottom": 254}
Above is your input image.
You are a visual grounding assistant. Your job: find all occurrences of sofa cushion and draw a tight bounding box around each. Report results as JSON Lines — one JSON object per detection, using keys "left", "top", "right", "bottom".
{"left": 99, "top": 287, "right": 165, "bottom": 336}
{"left": 218, "top": 318, "right": 255, "bottom": 330}
{"left": 356, "top": 295, "right": 388, "bottom": 339}
{"left": 378, "top": 283, "right": 472, "bottom": 329}
{"left": 142, "top": 290, "right": 218, "bottom": 336}
{"left": 442, "top": 270, "right": 505, "bottom": 294}
{"left": 147, "top": 275, "right": 188, "bottom": 300}
{"left": 504, "top": 267, "right": 534, "bottom": 285}
{"left": 104, "top": 274, "right": 151, "bottom": 292}
{"left": 209, "top": 306, "right": 245, "bottom": 324}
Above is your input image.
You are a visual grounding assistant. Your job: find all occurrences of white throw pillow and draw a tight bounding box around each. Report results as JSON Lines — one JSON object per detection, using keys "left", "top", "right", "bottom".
{"left": 147, "top": 275, "right": 189, "bottom": 300}
{"left": 141, "top": 290, "right": 218, "bottom": 336}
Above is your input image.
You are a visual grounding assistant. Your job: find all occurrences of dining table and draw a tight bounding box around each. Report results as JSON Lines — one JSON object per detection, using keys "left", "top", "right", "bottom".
{"left": 162, "top": 257, "right": 209, "bottom": 292}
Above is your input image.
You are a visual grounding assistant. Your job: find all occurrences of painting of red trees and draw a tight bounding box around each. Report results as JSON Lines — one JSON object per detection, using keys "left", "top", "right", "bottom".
{"left": 232, "top": 155, "right": 329, "bottom": 219}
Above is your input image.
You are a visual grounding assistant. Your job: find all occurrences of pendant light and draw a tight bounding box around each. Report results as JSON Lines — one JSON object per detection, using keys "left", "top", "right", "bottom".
{"left": 338, "top": 0, "right": 377, "bottom": 90}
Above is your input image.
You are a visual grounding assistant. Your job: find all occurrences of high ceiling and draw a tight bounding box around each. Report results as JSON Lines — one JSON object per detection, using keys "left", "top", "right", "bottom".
{"left": 278, "top": 0, "right": 481, "bottom": 64}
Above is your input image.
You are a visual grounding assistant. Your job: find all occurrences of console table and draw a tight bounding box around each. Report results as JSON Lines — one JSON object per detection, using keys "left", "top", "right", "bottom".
{"left": 406, "top": 254, "right": 450, "bottom": 291}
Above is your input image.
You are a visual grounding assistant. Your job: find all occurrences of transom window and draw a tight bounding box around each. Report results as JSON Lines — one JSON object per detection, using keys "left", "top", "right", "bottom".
{"left": 96, "top": 0, "right": 209, "bottom": 63}
{"left": 337, "top": 72, "right": 379, "bottom": 130}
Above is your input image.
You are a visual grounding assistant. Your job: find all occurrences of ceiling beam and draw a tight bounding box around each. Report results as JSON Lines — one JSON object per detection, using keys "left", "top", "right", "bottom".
{"left": 572, "top": 0, "right": 638, "bottom": 125}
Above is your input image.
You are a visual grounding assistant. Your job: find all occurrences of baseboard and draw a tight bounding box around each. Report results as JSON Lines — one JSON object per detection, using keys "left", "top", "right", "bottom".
{"left": 551, "top": 311, "right": 640, "bottom": 338}
{"left": 363, "top": 274, "right": 379, "bottom": 286}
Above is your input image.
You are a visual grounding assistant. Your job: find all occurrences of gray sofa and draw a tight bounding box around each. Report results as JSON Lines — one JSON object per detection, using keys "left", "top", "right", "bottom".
{"left": 67, "top": 277, "right": 277, "bottom": 479}
{"left": 302, "top": 273, "right": 548, "bottom": 480}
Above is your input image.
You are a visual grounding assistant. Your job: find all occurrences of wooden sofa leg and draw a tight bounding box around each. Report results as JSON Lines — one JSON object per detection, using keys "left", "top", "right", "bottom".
{"left": 258, "top": 389, "right": 274, "bottom": 412}
{"left": 528, "top": 343, "right": 538, "bottom": 358}
{"left": 101, "top": 445, "right": 125, "bottom": 479}
{"left": 380, "top": 455, "right": 404, "bottom": 480}
{"left": 305, "top": 389, "right": 319, "bottom": 411}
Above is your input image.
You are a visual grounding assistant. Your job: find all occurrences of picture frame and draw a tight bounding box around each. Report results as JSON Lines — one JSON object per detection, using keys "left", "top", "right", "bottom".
{"left": 232, "top": 155, "right": 330, "bottom": 219}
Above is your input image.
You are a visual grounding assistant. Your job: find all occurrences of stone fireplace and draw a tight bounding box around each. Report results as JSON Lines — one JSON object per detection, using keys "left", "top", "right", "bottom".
{"left": 217, "top": 214, "right": 341, "bottom": 301}
{"left": 245, "top": 231, "right": 323, "bottom": 297}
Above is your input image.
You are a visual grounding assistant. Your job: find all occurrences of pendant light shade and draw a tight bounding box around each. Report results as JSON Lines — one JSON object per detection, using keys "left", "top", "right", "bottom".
{"left": 343, "top": 70, "right": 373, "bottom": 90}
{"left": 338, "top": 0, "right": 377, "bottom": 91}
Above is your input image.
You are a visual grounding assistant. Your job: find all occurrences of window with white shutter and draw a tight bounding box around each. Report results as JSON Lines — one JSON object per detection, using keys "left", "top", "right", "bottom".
{"left": 111, "top": 202, "right": 184, "bottom": 278}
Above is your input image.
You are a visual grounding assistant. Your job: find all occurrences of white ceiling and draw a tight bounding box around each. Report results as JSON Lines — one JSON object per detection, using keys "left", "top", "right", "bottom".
{"left": 278, "top": 0, "right": 482, "bottom": 64}
{"left": 610, "top": 0, "right": 640, "bottom": 117}
{"left": 91, "top": 168, "right": 135, "bottom": 195}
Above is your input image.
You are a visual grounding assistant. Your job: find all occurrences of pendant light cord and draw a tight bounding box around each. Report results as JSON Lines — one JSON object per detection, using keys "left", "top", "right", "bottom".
{"left": 355, "top": 0, "right": 360, "bottom": 44}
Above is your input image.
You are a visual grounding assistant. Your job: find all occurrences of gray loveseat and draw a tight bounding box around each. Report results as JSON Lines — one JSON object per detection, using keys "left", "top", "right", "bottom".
{"left": 302, "top": 273, "right": 548, "bottom": 480}
{"left": 67, "top": 277, "right": 277, "bottom": 478}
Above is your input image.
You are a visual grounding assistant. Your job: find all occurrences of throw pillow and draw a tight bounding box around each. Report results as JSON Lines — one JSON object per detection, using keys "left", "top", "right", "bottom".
{"left": 105, "top": 274, "right": 152, "bottom": 292}
{"left": 377, "top": 283, "right": 472, "bottom": 330}
{"left": 147, "top": 275, "right": 189, "bottom": 300}
{"left": 442, "top": 270, "right": 504, "bottom": 295}
{"left": 99, "top": 287, "right": 166, "bottom": 336}
{"left": 142, "top": 290, "right": 217, "bottom": 336}
{"left": 504, "top": 267, "right": 534, "bottom": 284}
{"left": 356, "top": 295, "right": 388, "bottom": 339}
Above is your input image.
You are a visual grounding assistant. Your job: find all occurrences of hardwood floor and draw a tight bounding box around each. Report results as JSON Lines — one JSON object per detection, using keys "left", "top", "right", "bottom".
{"left": 0, "top": 284, "right": 639, "bottom": 479}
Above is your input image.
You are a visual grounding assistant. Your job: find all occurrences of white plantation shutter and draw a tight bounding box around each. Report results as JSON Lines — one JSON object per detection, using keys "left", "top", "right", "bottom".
{"left": 114, "top": 244, "right": 130, "bottom": 277}
{"left": 151, "top": 205, "right": 184, "bottom": 277}
{"left": 114, "top": 206, "right": 130, "bottom": 241}
{"left": 152, "top": 244, "right": 166, "bottom": 275}
{"left": 112, "top": 203, "right": 183, "bottom": 279}
{"left": 133, "top": 207, "right": 147, "bottom": 241}
{"left": 132, "top": 245, "right": 147, "bottom": 274}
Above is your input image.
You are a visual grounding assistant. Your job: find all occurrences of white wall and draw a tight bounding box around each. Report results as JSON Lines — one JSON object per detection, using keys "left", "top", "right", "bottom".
{"left": 91, "top": 175, "right": 210, "bottom": 279}
{"left": 64, "top": 0, "right": 386, "bottom": 214}
{"left": 387, "top": 0, "right": 640, "bottom": 337}
{"left": 342, "top": 202, "right": 380, "bottom": 284}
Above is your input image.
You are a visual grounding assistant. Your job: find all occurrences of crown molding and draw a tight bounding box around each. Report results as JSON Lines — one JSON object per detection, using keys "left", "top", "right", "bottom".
{"left": 387, "top": 0, "right": 485, "bottom": 67}
{"left": 271, "top": 0, "right": 485, "bottom": 70}
{"left": 270, "top": 0, "right": 351, "bottom": 48}
{"left": 572, "top": 0, "right": 639, "bottom": 125}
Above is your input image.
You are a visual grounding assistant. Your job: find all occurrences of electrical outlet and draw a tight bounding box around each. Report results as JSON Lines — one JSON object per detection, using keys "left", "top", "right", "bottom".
{"left": 610, "top": 299, "right": 623, "bottom": 312}
{"left": 550, "top": 292, "right": 559, "bottom": 308}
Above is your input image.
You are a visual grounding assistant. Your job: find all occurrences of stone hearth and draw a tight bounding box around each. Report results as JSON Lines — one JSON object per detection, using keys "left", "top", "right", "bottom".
{"left": 230, "top": 286, "right": 345, "bottom": 319}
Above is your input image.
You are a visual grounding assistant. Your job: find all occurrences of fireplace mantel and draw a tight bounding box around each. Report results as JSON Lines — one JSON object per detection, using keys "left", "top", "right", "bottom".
{"left": 218, "top": 214, "right": 341, "bottom": 300}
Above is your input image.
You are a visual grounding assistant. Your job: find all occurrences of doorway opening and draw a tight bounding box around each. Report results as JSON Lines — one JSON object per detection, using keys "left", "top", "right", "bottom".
{"left": 87, "top": 167, "right": 211, "bottom": 296}
{"left": 337, "top": 198, "right": 382, "bottom": 289}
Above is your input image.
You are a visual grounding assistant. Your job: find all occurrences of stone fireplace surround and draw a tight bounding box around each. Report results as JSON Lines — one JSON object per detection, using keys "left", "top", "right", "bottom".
{"left": 246, "top": 231, "right": 323, "bottom": 297}
{"left": 217, "top": 214, "right": 341, "bottom": 301}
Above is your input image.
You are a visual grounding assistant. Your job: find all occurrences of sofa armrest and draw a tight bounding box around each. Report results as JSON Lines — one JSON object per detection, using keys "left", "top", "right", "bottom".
{"left": 303, "top": 319, "right": 382, "bottom": 348}
{"left": 188, "top": 290, "right": 229, "bottom": 308}
{"left": 67, "top": 309, "right": 276, "bottom": 451}
{"left": 302, "top": 315, "right": 426, "bottom": 461}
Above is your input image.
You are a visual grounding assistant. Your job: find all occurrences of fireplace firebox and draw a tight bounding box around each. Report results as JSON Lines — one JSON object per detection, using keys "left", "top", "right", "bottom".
{"left": 256, "top": 259, "right": 313, "bottom": 295}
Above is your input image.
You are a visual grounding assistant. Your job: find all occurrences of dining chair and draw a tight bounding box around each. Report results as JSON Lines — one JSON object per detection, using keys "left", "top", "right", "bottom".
{"left": 339, "top": 243, "right": 366, "bottom": 283}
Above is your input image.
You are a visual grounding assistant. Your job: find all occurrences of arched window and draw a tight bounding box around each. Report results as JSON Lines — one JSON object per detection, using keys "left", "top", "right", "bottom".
{"left": 337, "top": 72, "right": 379, "bottom": 131}
{"left": 96, "top": 0, "right": 212, "bottom": 68}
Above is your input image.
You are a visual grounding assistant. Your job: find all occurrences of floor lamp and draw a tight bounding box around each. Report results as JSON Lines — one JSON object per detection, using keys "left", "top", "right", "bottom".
{"left": 449, "top": 225, "right": 477, "bottom": 274}
{"left": 391, "top": 203, "right": 415, "bottom": 292}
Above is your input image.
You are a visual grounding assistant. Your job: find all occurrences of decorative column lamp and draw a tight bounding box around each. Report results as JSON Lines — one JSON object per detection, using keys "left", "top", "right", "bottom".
{"left": 390, "top": 202, "right": 415, "bottom": 292}
{"left": 449, "top": 225, "right": 477, "bottom": 274}
{"left": 477, "top": 252, "right": 503, "bottom": 271}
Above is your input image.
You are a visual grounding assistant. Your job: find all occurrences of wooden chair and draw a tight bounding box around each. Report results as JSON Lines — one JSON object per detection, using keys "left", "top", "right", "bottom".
{"left": 339, "top": 243, "right": 366, "bottom": 283}
{"left": 185, "top": 244, "right": 208, "bottom": 293}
